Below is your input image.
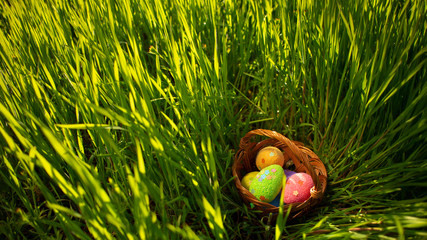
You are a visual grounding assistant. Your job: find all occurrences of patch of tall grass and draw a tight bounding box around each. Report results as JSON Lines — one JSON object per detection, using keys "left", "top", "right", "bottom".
{"left": 0, "top": 0, "right": 426, "bottom": 239}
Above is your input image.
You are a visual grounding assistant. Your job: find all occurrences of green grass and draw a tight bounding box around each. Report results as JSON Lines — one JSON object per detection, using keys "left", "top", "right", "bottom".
{"left": 0, "top": 0, "right": 426, "bottom": 239}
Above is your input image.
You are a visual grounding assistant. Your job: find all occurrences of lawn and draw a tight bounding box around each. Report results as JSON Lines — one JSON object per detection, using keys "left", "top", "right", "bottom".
{"left": 0, "top": 0, "right": 426, "bottom": 239}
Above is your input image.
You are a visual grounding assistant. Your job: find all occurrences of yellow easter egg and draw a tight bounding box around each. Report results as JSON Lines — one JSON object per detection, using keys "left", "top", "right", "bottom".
{"left": 255, "top": 146, "right": 285, "bottom": 170}
{"left": 241, "top": 171, "right": 259, "bottom": 189}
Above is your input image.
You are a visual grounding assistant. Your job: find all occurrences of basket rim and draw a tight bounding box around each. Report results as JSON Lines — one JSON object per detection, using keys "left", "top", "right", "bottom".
{"left": 232, "top": 129, "right": 328, "bottom": 218}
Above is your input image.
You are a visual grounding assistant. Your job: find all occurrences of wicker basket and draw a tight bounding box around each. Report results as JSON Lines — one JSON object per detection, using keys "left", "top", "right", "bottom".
{"left": 232, "top": 129, "right": 327, "bottom": 220}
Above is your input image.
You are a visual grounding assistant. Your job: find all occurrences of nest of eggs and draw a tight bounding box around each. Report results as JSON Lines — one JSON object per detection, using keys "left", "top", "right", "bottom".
{"left": 232, "top": 129, "right": 328, "bottom": 220}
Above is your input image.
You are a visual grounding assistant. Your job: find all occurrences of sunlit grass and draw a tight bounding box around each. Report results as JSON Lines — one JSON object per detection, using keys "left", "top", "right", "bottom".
{"left": 0, "top": 0, "right": 426, "bottom": 239}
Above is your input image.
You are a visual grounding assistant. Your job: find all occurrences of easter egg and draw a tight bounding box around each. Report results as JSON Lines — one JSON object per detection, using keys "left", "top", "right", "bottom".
{"left": 249, "top": 164, "right": 285, "bottom": 202}
{"left": 255, "top": 146, "right": 285, "bottom": 170}
{"left": 241, "top": 171, "right": 259, "bottom": 189}
{"left": 268, "top": 191, "right": 282, "bottom": 207}
{"left": 284, "top": 170, "right": 296, "bottom": 178}
{"left": 283, "top": 172, "right": 314, "bottom": 204}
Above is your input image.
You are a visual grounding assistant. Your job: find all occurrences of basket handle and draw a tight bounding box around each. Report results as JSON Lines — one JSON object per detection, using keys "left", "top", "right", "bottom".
{"left": 239, "top": 129, "right": 284, "bottom": 149}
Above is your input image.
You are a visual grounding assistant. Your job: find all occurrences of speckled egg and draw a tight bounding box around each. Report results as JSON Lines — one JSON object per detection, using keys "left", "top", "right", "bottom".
{"left": 249, "top": 164, "right": 285, "bottom": 202}
{"left": 241, "top": 171, "right": 259, "bottom": 189}
{"left": 255, "top": 146, "right": 285, "bottom": 170}
{"left": 283, "top": 172, "right": 314, "bottom": 204}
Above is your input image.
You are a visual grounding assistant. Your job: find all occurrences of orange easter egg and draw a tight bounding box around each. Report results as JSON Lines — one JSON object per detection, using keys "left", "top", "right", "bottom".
{"left": 255, "top": 146, "right": 285, "bottom": 170}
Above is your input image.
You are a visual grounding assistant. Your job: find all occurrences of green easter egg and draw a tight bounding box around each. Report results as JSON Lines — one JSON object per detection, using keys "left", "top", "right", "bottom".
{"left": 249, "top": 164, "right": 285, "bottom": 202}
{"left": 241, "top": 171, "right": 259, "bottom": 189}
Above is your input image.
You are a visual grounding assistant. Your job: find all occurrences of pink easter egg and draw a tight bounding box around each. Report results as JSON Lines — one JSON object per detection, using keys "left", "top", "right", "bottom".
{"left": 283, "top": 172, "right": 314, "bottom": 204}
